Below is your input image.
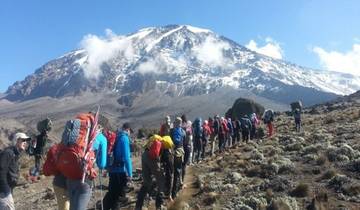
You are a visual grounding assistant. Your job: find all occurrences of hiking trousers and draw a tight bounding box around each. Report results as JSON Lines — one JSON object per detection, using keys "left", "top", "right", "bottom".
{"left": 0, "top": 192, "right": 14, "bottom": 210}
{"left": 210, "top": 134, "right": 216, "bottom": 156}
{"left": 242, "top": 130, "right": 250, "bottom": 143}
{"left": 172, "top": 155, "right": 183, "bottom": 199}
{"left": 161, "top": 150, "right": 174, "bottom": 197}
{"left": 250, "top": 126, "right": 256, "bottom": 140}
{"left": 295, "top": 118, "right": 301, "bottom": 132}
{"left": 193, "top": 136, "right": 202, "bottom": 162}
{"left": 218, "top": 134, "right": 226, "bottom": 152}
{"left": 103, "top": 172, "right": 127, "bottom": 210}
{"left": 66, "top": 179, "right": 92, "bottom": 210}
{"left": 267, "top": 122, "right": 274, "bottom": 137}
{"left": 182, "top": 145, "right": 191, "bottom": 182}
{"left": 135, "top": 151, "right": 165, "bottom": 209}
{"left": 53, "top": 185, "right": 70, "bottom": 210}
{"left": 34, "top": 155, "right": 42, "bottom": 174}
{"left": 227, "top": 133, "right": 232, "bottom": 148}
{"left": 201, "top": 136, "right": 208, "bottom": 159}
{"left": 234, "top": 131, "right": 240, "bottom": 145}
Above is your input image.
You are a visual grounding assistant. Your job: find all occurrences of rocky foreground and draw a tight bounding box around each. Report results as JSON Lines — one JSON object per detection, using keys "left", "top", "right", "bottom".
{"left": 11, "top": 97, "right": 360, "bottom": 210}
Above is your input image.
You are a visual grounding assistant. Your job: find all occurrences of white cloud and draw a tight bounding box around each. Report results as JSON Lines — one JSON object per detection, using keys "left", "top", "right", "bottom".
{"left": 80, "top": 29, "right": 135, "bottom": 79}
{"left": 192, "top": 36, "right": 231, "bottom": 66}
{"left": 313, "top": 44, "right": 360, "bottom": 76}
{"left": 246, "top": 37, "right": 283, "bottom": 59}
{"left": 137, "top": 54, "right": 187, "bottom": 75}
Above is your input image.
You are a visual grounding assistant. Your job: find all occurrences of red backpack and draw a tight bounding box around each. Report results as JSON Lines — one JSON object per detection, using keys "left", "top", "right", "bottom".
{"left": 43, "top": 144, "right": 63, "bottom": 176}
{"left": 104, "top": 130, "right": 116, "bottom": 155}
{"left": 148, "top": 140, "right": 162, "bottom": 159}
{"left": 43, "top": 113, "right": 99, "bottom": 180}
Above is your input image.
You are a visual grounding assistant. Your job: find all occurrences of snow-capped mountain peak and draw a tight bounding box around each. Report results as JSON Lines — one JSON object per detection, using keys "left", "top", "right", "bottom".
{"left": 5, "top": 25, "right": 360, "bottom": 105}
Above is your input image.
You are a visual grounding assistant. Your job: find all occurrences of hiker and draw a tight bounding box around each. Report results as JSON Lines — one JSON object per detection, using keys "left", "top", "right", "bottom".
{"left": 32, "top": 118, "right": 52, "bottom": 176}
{"left": 218, "top": 117, "right": 229, "bottom": 153}
{"left": 42, "top": 140, "right": 70, "bottom": 210}
{"left": 135, "top": 135, "right": 169, "bottom": 210}
{"left": 181, "top": 115, "right": 193, "bottom": 166}
{"left": 160, "top": 136, "right": 174, "bottom": 199}
{"left": 208, "top": 117, "right": 216, "bottom": 156}
{"left": 202, "top": 120, "right": 211, "bottom": 159}
{"left": 250, "top": 113, "right": 259, "bottom": 140}
{"left": 240, "top": 115, "right": 252, "bottom": 143}
{"left": 171, "top": 117, "right": 186, "bottom": 199}
{"left": 192, "top": 117, "right": 203, "bottom": 163}
{"left": 160, "top": 115, "right": 172, "bottom": 136}
{"left": 233, "top": 117, "right": 241, "bottom": 146}
{"left": 66, "top": 123, "right": 107, "bottom": 210}
{"left": 0, "top": 132, "right": 31, "bottom": 210}
{"left": 294, "top": 108, "right": 301, "bottom": 132}
{"left": 213, "top": 115, "right": 221, "bottom": 154}
{"left": 263, "top": 109, "right": 275, "bottom": 137}
{"left": 226, "top": 118, "right": 234, "bottom": 148}
{"left": 103, "top": 123, "right": 133, "bottom": 210}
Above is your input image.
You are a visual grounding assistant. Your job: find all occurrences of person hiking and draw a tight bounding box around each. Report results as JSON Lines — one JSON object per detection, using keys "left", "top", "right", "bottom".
{"left": 181, "top": 115, "right": 193, "bottom": 166}
{"left": 32, "top": 118, "right": 52, "bottom": 177}
{"left": 213, "top": 115, "right": 221, "bottom": 154}
{"left": 202, "top": 120, "right": 211, "bottom": 159}
{"left": 66, "top": 123, "right": 107, "bottom": 210}
{"left": 208, "top": 117, "right": 216, "bottom": 156}
{"left": 294, "top": 108, "right": 301, "bottom": 132}
{"left": 218, "top": 117, "right": 229, "bottom": 153}
{"left": 240, "top": 115, "right": 252, "bottom": 143}
{"left": 263, "top": 109, "right": 275, "bottom": 137}
{"left": 226, "top": 118, "right": 234, "bottom": 148}
{"left": 233, "top": 117, "right": 241, "bottom": 146}
{"left": 160, "top": 115, "right": 172, "bottom": 136}
{"left": 160, "top": 136, "right": 174, "bottom": 200}
{"left": 135, "top": 135, "right": 168, "bottom": 210}
{"left": 192, "top": 117, "right": 203, "bottom": 163}
{"left": 171, "top": 117, "right": 186, "bottom": 199}
{"left": 0, "top": 132, "right": 30, "bottom": 210}
{"left": 102, "top": 123, "right": 133, "bottom": 210}
{"left": 250, "top": 113, "right": 259, "bottom": 140}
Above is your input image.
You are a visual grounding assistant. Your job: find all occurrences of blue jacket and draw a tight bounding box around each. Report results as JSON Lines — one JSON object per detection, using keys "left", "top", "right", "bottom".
{"left": 92, "top": 132, "right": 107, "bottom": 170}
{"left": 109, "top": 131, "right": 133, "bottom": 177}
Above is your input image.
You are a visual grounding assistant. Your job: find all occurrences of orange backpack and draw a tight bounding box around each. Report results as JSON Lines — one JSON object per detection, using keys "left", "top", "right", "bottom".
{"left": 44, "top": 113, "right": 99, "bottom": 180}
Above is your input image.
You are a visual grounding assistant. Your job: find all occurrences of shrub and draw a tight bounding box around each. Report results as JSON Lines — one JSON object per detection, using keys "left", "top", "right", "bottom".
{"left": 321, "top": 169, "right": 337, "bottom": 180}
{"left": 343, "top": 184, "right": 360, "bottom": 196}
{"left": 290, "top": 183, "right": 310, "bottom": 197}
{"left": 316, "top": 155, "right": 327, "bottom": 165}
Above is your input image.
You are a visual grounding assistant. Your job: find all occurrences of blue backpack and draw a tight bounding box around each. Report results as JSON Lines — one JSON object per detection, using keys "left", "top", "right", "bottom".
{"left": 171, "top": 127, "right": 185, "bottom": 146}
{"left": 193, "top": 118, "right": 203, "bottom": 138}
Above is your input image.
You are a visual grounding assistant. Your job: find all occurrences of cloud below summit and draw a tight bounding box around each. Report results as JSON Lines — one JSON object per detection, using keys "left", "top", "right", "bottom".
{"left": 313, "top": 44, "right": 360, "bottom": 76}
{"left": 80, "top": 29, "right": 135, "bottom": 79}
{"left": 246, "top": 37, "right": 283, "bottom": 59}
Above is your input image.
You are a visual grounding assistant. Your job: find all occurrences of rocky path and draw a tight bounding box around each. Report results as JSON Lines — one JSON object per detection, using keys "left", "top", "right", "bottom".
{"left": 167, "top": 166, "right": 198, "bottom": 210}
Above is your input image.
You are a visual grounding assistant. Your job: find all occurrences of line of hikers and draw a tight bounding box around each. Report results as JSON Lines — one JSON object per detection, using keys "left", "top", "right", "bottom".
{"left": 0, "top": 108, "right": 286, "bottom": 210}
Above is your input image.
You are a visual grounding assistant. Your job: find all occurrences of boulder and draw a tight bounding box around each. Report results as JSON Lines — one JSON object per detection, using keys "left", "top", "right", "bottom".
{"left": 226, "top": 98, "right": 265, "bottom": 119}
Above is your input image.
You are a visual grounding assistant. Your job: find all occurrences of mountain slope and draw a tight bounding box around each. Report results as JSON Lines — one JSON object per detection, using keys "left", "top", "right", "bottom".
{"left": 5, "top": 25, "right": 360, "bottom": 105}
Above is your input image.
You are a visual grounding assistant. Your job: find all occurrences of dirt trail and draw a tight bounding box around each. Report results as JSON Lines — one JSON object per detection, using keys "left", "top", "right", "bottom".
{"left": 167, "top": 166, "right": 198, "bottom": 210}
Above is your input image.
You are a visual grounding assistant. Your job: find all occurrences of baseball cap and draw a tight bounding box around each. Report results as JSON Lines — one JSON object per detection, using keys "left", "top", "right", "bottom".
{"left": 14, "top": 132, "right": 31, "bottom": 141}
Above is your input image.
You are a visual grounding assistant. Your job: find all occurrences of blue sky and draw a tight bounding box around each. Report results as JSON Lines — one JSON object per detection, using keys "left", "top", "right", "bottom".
{"left": 1, "top": 0, "right": 360, "bottom": 92}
